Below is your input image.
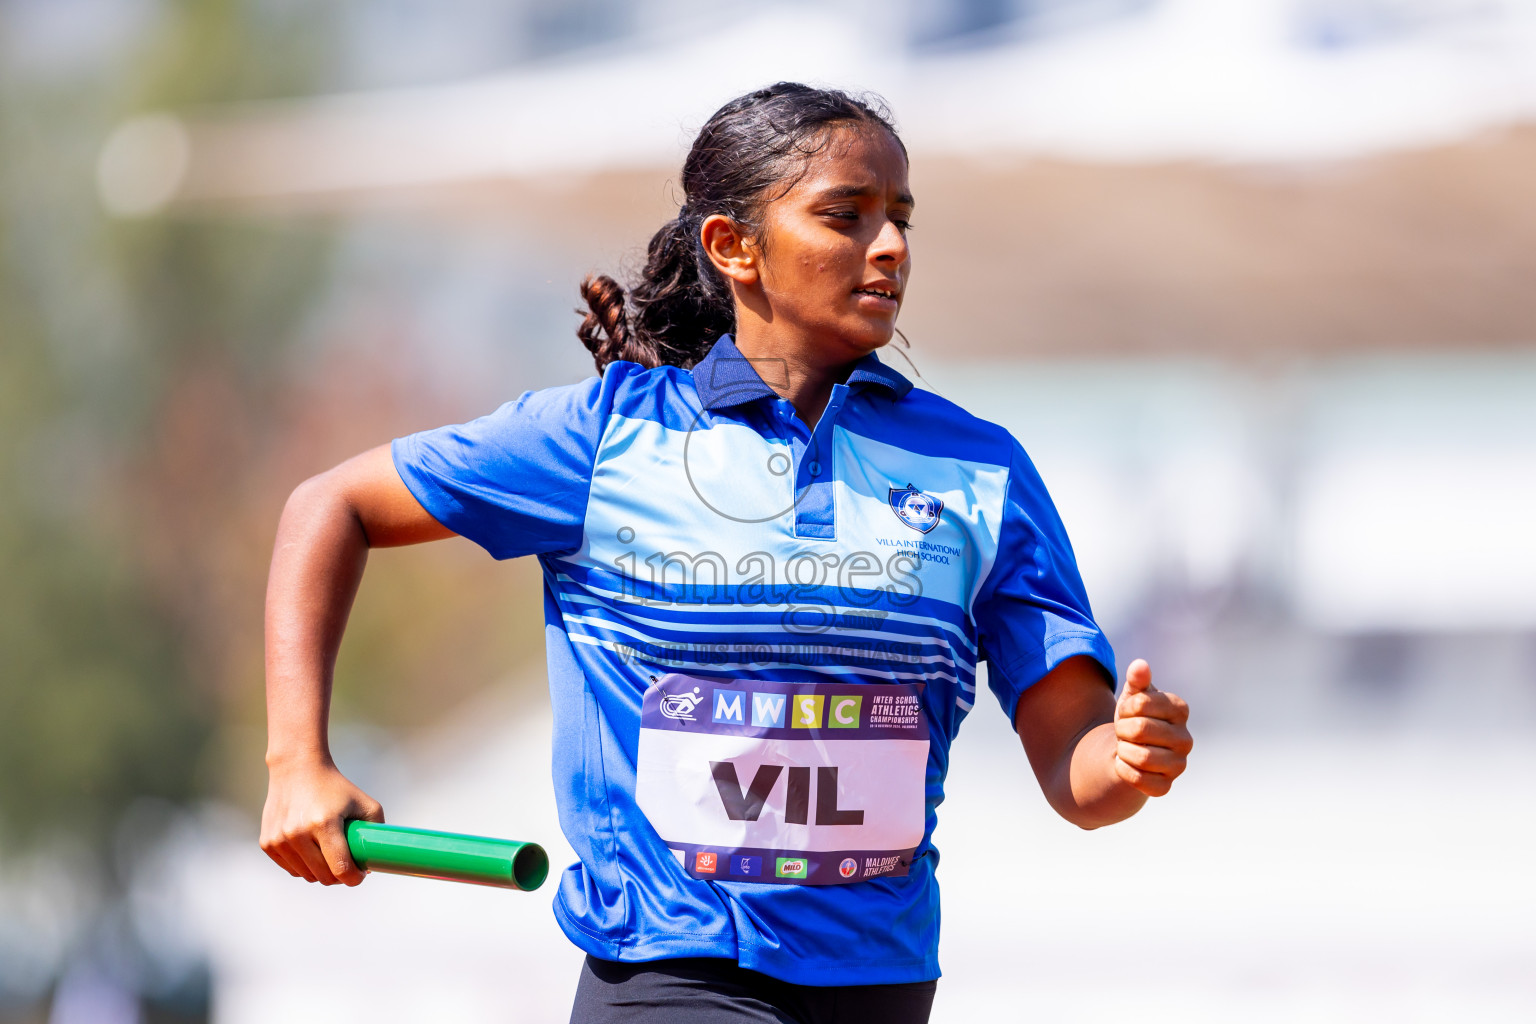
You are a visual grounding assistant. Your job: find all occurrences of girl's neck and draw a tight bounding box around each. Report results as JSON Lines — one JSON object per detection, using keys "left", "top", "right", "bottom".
{"left": 731, "top": 327, "right": 866, "bottom": 431}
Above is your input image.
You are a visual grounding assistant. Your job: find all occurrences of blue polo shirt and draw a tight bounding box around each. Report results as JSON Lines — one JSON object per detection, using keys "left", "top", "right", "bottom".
{"left": 392, "top": 335, "right": 1114, "bottom": 985}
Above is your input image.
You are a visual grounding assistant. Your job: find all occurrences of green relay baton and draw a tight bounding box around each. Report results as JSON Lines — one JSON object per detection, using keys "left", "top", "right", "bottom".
{"left": 346, "top": 821, "right": 549, "bottom": 891}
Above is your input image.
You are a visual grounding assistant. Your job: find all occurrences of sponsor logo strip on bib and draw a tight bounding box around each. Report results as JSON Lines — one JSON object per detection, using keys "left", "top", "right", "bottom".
{"left": 637, "top": 674, "right": 930, "bottom": 886}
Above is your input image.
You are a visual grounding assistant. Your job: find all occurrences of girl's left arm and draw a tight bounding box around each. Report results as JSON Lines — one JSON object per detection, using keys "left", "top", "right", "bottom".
{"left": 1013, "top": 656, "right": 1191, "bottom": 829}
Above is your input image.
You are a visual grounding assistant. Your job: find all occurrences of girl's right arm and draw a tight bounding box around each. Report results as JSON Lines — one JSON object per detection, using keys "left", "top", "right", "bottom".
{"left": 259, "top": 444, "right": 454, "bottom": 886}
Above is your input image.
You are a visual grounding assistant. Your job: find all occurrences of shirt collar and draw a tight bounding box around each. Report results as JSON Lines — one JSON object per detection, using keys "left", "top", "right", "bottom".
{"left": 691, "top": 334, "right": 914, "bottom": 411}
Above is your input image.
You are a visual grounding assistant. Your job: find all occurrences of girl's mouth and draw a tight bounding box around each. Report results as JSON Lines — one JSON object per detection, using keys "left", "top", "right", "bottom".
{"left": 853, "top": 284, "right": 900, "bottom": 312}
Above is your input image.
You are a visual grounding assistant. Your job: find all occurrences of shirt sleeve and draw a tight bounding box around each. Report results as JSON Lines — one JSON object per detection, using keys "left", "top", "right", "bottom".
{"left": 972, "top": 441, "right": 1117, "bottom": 722}
{"left": 391, "top": 369, "right": 622, "bottom": 560}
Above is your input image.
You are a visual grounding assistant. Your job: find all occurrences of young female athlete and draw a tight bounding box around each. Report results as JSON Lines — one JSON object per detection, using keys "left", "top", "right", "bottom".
{"left": 261, "top": 84, "right": 1192, "bottom": 1023}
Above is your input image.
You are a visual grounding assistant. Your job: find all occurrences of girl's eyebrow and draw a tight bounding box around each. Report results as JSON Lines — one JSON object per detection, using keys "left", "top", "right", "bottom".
{"left": 815, "top": 183, "right": 916, "bottom": 208}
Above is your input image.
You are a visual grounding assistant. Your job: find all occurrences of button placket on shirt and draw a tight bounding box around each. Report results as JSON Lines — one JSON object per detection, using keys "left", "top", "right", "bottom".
{"left": 790, "top": 385, "right": 849, "bottom": 540}
{"left": 768, "top": 399, "right": 808, "bottom": 505}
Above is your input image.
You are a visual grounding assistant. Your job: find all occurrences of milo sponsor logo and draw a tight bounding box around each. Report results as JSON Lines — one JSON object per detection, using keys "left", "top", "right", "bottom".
{"left": 775, "top": 857, "right": 809, "bottom": 879}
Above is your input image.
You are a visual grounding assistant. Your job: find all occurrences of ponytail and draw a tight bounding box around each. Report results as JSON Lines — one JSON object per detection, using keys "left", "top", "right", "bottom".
{"left": 575, "top": 82, "right": 904, "bottom": 373}
{"left": 577, "top": 208, "right": 734, "bottom": 371}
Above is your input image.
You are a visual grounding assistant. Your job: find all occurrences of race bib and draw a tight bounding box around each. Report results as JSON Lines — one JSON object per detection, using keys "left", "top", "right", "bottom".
{"left": 635, "top": 674, "right": 930, "bottom": 885}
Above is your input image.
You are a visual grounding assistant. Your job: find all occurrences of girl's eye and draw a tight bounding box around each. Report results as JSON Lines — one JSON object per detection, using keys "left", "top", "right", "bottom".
{"left": 894, "top": 219, "right": 913, "bottom": 233}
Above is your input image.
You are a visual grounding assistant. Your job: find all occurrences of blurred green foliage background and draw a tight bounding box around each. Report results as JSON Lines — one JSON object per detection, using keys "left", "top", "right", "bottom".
{"left": 1, "top": 0, "right": 545, "bottom": 899}
{"left": 1, "top": 0, "right": 331, "bottom": 856}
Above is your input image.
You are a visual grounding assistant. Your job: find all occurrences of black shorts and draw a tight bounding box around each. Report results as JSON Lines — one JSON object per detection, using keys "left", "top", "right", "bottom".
{"left": 570, "top": 955, "right": 937, "bottom": 1024}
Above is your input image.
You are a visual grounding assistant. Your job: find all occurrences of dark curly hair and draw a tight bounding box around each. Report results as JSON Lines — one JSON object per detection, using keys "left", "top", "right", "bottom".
{"left": 576, "top": 82, "right": 905, "bottom": 372}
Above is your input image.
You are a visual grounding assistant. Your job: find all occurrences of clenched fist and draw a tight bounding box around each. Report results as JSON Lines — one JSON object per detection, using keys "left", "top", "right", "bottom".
{"left": 1112, "top": 659, "right": 1191, "bottom": 797}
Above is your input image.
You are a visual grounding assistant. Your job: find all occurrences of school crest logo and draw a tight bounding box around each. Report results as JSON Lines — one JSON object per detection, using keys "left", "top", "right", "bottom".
{"left": 887, "top": 484, "right": 943, "bottom": 534}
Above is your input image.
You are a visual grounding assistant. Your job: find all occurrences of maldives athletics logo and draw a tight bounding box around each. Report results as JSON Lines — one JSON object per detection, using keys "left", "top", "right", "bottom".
{"left": 888, "top": 484, "right": 943, "bottom": 534}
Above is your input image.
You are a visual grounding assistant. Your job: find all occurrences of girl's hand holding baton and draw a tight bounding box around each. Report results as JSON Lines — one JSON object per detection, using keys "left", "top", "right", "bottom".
{"left": 260, "top": 758, "right": 384, "bottom": 886}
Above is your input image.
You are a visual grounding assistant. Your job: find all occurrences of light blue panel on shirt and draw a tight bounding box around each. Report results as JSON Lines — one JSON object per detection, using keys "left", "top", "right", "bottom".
{"left": 583, "top": 412, "right": 799, "bottom": 562}
{"left": 828, "top": 425, "right": 1008, "bottom": 613}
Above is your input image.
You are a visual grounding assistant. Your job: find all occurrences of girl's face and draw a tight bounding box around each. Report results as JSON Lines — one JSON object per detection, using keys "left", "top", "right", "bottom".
{"left": 746, "top": 127, "right": 914, "bottom": 359}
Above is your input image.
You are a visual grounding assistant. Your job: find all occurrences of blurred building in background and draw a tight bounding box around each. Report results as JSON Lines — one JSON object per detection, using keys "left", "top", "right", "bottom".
{"left": 2, "top": 1, "right": 1534, "bottom": 1022}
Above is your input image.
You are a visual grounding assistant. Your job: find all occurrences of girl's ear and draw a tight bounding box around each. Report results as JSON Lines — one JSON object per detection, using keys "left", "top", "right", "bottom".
{"left": 700, "top": 214, "right": 759, "bottom": 286}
